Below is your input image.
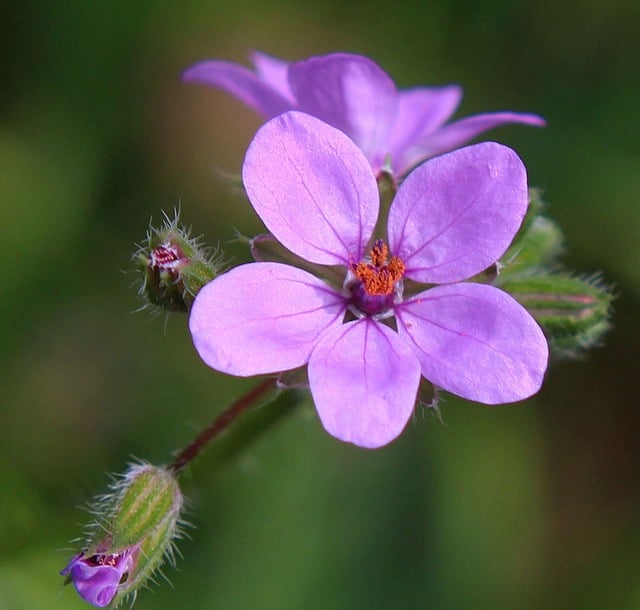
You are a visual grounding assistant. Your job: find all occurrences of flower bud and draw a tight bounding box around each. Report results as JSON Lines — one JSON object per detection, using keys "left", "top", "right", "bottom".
{"left": 134, "top": 210, "right": 223, "bottom": 312}
{"left": 61, "top": 463, "right": 184, "bottom": 608}
{"left": 498, "top": 274, "right": 613, "bottom": 358}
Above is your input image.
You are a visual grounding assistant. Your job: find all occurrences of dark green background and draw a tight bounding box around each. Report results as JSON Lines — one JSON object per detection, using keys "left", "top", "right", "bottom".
{"left": 1, "top": 2, "right": 639, "bottom": 609}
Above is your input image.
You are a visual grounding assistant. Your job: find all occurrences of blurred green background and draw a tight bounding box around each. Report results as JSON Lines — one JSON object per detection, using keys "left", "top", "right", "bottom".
{"left": 1, "top": 1, "right": 639, "bottom": 609}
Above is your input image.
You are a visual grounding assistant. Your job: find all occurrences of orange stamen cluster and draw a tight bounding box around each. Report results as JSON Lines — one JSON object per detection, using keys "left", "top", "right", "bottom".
{"left": 353, "top": 240, "right": 405, "bottom": 296}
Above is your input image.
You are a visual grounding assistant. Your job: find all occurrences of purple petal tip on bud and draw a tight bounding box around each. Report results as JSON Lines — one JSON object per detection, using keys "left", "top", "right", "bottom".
{"left": 60, "top": 547, "right": 138, "bottom": 608}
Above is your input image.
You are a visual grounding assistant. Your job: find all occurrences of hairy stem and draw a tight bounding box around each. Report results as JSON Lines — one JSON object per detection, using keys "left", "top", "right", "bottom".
{"left": 170, "top": 377, "right": 278, "bottom": 474}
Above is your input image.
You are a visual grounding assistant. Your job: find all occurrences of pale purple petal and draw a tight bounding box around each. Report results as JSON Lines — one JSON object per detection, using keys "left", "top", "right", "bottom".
{"left": 69, "top": 564, "right": 119, "bottom": 607}
{"left": 308, "top": 319, "right": 421, "bottom": 448}
{"left": 190, "top": 263, "right": 345, "bottom": 376}
{"left": 388, "top": 85, "right": 463, "bottom": 174}
{"left": 414, "top": 111, "right": 546, "bottom": 159}
{"left": 243, "top": 111, "right": 379, "bottom": 265}
{"left": 61, "top": 554, "right": 123, "bottom": 608}
{"left": 288, "top": 53, "right": 397, "bottom": 165}
{"left": 396, "top": 283, "right": 548, "bottom": 404}
{"left": 249, "top": 50, "right": 294, "bottom": 103}
{"left": 388, "top": 142, "right": 528, "bottom": 284}
{"left": 182, "top": 60, "right": 293, "bottom": 118}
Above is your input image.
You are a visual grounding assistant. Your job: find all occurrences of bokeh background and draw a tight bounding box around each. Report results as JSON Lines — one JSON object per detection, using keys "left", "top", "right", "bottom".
{"left": 1, "top": 2, "right": 639, "bottom": 609}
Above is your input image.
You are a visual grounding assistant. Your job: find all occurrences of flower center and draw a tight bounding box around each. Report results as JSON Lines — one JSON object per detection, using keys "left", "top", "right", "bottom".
{"left": 347, "top": 239, "right": 405, "bottom": 317}
{"left": 353, "top": 240, "right": 405, "bottom": 296}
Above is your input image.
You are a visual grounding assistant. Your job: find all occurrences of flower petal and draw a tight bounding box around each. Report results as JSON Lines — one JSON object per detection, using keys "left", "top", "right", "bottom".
{"left": 288, "top": 53, "right": 397, "bottom": 166}
{"left": 190, "top": 263, "right": 345, "bottom": 376}
{"left": 64, "top": 560, "right": 120, "bottom": 608}
{"left": 182, "top": 59, "right": 293, "bottom": 118}
{"left": 243, "top": 111, "right": 379, "bottom": 265}
{"left": 396, "top": 282, "right": 548, "bottom": 404}
{"left": 308, "top": 319, "right": 421, "bottom": 448}
{"left": 249, "top": 50, "right": 294, "bottom": 103}
{"left": 388, "top": 142, "right": 529, "bottom": 284}
{"left": 415, "top": 111, "right": 546, "bottom": 159}
{"left": 388, "top": 85, "right": 463, "bottom": 174}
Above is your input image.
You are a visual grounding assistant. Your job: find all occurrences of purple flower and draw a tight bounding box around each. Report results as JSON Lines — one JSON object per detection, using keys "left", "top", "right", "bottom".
{"left": 60, "top": 546, "right": 138, "bottom": 607}
{"left": 183, "top": 50, "right": 545, "bottom": 178}
{"left": 189, "top": 112, "right": 548, "bottom": 448}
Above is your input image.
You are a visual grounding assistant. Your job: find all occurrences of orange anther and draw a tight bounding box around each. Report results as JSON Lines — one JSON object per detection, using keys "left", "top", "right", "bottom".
{"left": 353, "top": 240, "right": 405, "bottom": 296}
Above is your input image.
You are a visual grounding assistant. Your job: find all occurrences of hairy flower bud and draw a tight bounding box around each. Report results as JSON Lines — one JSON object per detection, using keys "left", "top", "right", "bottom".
{"left": 134, "top": 210, "right": 223, "bottom": 313}
{"left": 61, "top": 463, "right": 185, "bottom": 608}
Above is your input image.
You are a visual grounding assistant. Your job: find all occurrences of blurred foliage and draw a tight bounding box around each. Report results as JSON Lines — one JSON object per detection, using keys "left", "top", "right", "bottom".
{"left": 1, "top": 1, "right": 639, "bottom": 609}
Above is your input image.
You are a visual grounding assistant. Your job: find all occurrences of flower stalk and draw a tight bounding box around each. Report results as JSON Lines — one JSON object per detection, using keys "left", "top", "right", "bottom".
{"left": 170, "top": 377, "right": 278, "bottom": 473}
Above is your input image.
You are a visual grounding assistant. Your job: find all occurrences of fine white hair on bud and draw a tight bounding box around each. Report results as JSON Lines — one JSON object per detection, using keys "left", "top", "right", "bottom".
{"left": 61, "top": 462, "right": 187, "bottom": 608}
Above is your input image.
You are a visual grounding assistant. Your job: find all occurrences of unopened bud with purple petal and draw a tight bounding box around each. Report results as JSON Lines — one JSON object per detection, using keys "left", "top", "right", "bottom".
{"left": 134, "top": 210, "right": 224, "bottom": 313}
{"left": 61, "top": 463, "right": 185, "bottom": 608}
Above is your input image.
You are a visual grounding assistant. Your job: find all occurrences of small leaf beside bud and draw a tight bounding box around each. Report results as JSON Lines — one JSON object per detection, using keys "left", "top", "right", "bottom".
{"left": 134, "top": 210, "right": 223, "bottom": 312}
{"left": 61, "top": 463, "right": 185, "bottom": 608}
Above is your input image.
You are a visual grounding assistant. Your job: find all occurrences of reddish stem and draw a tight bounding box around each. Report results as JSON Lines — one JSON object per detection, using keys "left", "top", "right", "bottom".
{"left": 170, "top": 377, "right": 277, "bottom": 474}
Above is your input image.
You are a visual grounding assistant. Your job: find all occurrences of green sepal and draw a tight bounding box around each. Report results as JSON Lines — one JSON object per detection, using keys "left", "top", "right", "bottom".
{"left": 499, "top": 273, "right": 613, "bottom": 357}
{"left": 377, "top": 168, "right": 396, "bottom": 212}
{"left": 110, "top": 467, "right": 183, "bottom": 606}
{"left": 110, "top": 466, "right": 181, "bottom": 549}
